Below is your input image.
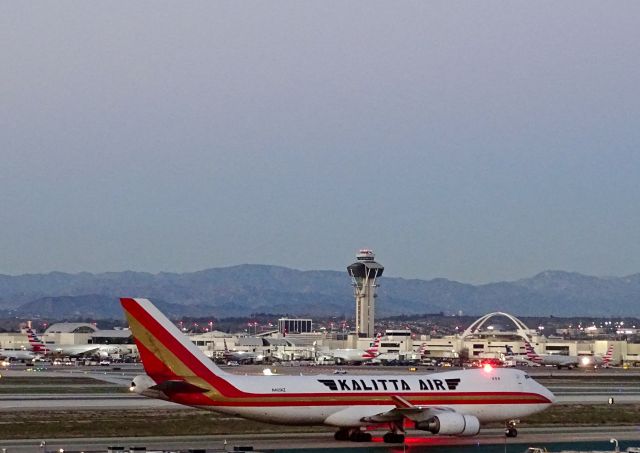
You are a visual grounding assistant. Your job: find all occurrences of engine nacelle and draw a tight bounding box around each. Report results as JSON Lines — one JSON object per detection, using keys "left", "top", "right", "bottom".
{"left": 415, "top": 412, "right": 480, "bottom": 436}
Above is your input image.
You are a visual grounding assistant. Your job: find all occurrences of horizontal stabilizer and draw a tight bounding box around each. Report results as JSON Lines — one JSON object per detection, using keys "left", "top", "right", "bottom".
{"left": 150, "top": 380, "right": 209, "bottom": 394}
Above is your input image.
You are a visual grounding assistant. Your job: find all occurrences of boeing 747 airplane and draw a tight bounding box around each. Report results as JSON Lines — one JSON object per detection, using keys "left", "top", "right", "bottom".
{"left": 121, "top": 298, "right": 554, "bottom": 443}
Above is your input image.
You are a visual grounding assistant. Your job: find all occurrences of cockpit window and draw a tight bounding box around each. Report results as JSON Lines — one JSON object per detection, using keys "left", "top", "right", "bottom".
{"left": 524, "top": 374, "right": 531, "bottom": 379}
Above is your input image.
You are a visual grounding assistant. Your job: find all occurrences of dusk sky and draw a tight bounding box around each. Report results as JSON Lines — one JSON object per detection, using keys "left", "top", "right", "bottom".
{"left": 2, "top": 2, "right": 640, "bottom": 283}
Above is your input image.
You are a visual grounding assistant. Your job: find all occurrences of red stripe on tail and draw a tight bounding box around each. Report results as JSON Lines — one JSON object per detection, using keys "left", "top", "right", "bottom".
{"left": 121, "top": 298, "right": 241, "bottom": 397}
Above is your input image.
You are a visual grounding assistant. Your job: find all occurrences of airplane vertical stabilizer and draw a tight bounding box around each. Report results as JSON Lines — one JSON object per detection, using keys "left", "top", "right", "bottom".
{"left": 120, "top": 298, "right": 231, "bottom": 391}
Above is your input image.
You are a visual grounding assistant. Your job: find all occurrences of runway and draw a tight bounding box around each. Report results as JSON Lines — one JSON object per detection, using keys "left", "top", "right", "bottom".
{"left": 2, "top": 366, "right": 640, "bottom": 451}
{"left": 1, "top": 366, "right": 638, "bottom": 410}
{"left": 1, "top": 426, "right": 640, "bottom": 452}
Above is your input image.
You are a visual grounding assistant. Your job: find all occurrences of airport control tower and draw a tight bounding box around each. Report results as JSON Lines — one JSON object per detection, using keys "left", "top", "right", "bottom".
{"left": 347, "top": 249, "right": 384, "bottom": 338}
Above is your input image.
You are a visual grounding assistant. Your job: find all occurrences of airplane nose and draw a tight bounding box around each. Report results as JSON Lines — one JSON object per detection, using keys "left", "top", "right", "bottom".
{"left": 538, "top": 381, "right": 556, "bottom": 404}
{"left": 529, "top": 376, "right": 555, "bottom": 404}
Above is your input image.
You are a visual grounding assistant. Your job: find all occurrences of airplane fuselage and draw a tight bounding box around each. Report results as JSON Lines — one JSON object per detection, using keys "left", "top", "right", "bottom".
{"left": 331, "top": 348, "right": 376, "bottom": 364}
{"left": 0, "top": 349, "right": 36, "bottom": 361}
{"left": 138, "top": 367, "right": 553, "bottom": 426}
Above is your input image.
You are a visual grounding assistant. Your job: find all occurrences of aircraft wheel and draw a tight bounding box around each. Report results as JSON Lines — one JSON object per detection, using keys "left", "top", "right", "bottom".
{"left": 334, "top": 429, "right": 350, "bottom": 441}
{"left": 505, "top": 427, "right": 518, "bottom": 438}
{"left": 383, "top": 432, "right": 405, "bottom": 443}
{"left": 350, "top": 431, "right": 372, "bottom": 442}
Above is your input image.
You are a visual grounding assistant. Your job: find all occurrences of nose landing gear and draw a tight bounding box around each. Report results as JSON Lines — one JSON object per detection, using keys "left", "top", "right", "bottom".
{"left": 505, "top": 419, "right": 519, "bottom": 437}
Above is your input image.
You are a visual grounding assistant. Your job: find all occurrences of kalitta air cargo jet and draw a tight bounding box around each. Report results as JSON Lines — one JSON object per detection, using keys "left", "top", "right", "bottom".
{"left": 121, "top": 298, "right": 555, "bottom": 443}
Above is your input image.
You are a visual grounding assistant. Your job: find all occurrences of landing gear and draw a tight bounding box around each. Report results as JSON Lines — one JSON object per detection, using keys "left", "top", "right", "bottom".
{"left": 383, "top": 432, "right": 405, "bottom": 443}
{"left": 334, "top": 428, "right": 372, "bottom": 442}
{"left": 505, "top": 420, "right": 519, "bottom": 437}
{"left": 349, "top": 430, "right": 372, "bottom": 442}
{"left": 383, "top": 422, "right": 405, "bottom": 444}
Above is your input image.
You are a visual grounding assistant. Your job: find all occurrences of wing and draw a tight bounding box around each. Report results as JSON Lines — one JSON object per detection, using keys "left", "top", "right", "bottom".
{"left": 361, "top": 395, "right": 454, "bottom": 423}
{"left": 361, "top": 395, "right": 481, "bottom": 436}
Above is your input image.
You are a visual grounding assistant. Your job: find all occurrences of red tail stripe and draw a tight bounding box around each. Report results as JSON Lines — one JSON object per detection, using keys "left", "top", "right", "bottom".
{"left": 122, "top": 299, "right": 242, "bottom": 397}
{"left": 135, "top": 339, "right": 183, "bottom": 382}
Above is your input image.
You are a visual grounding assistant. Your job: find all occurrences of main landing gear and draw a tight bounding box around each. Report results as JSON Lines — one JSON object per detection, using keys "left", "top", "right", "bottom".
{"left": 383, "top": 421, "right": 405, "bottom": 444}
{"left": 505, "top": 420, "right": 519, "bottom": 438}
{"left": 334, "top": 428, "right": 372, "bottom": 442}
{"left": 334, "top": 422, "right": 405, "bottom": 443}
{"left": 383, "top": 432, "right": 405, "bottom": 444}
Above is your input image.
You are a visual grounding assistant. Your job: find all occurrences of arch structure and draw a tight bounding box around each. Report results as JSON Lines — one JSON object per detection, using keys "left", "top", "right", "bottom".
{"left": 460, "top": 312, "right": 536, "bottom": 342}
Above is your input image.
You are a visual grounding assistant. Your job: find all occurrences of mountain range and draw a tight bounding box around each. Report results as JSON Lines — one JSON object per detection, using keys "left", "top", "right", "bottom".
{"left": 1, "top": 266, "right": 640, "bottom": 319}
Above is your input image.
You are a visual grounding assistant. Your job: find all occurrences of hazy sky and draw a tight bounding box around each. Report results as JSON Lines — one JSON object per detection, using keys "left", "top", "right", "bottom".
{"left": 2, "top": 2, "right": 640, "bottom": 283}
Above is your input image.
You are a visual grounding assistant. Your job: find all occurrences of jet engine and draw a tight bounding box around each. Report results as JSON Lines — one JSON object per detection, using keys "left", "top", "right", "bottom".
{"left": 415, "top": 412, "right": 480, "bottom": 436}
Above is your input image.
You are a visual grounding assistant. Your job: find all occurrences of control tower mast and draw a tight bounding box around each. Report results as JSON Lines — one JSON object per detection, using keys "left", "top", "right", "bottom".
{"left": 347, "top": 249, "right": 384, "bottom": 338}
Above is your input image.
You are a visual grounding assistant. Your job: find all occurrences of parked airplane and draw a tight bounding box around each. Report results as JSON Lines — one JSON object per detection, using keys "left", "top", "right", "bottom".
{"left": 222, "top": 339, "right": 260, "bottom": 364}
{"left": 417, "top": 343, "right": 438, "bottom": 365}
{"left": 26, "top": 329, "right": 121, "bottom": 357}
{"left": 331, "top": 333, "right": 381, "bottom": 365}
{"left": 0, "top": 347, "right": 37, "bottom": 361}
{"left": 504, "top": 345, "right": 539, "bottom": 367}
{"left": 122, "top": 297, "right": 554, "bottom": 443}
{"left": 524, "top": 341, "right": 614, "bottom": 369}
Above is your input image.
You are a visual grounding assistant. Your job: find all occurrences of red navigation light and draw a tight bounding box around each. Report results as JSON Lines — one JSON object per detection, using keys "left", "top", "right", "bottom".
{"left": 483, "top": 363, "right": 493, "bottom": 372}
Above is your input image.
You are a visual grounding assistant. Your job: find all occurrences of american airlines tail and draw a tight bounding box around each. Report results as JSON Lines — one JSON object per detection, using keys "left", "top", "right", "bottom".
{"left": 524, "top": 341, "right": 543, "bottom": 364}
{"left": 26, "top": 328, "right": 48, "bottom": 354}
{"left": 602, "top": 344, "right": 614, "bottom": 366}
{"left": 121, "top": 297, "right": 554, "bottom": 443}
{"left": 364, "top": 333, "right": 382, "bottom": 357}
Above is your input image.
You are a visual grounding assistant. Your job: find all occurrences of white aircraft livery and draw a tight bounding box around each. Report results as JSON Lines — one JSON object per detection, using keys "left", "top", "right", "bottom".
{"left": 27, "top": 328, "right": 122, "bottom": 357}
{"left": 0, "top": 348, "right": 36, "bottom": 361}
{"left": 525, "top": 341, "right": 614, "bottom": 369}
{"left": 331, "top": 334, "right": 381, "bottom": 364}
{"left": 122, "top": 298, "right": 555, "bottom": 443}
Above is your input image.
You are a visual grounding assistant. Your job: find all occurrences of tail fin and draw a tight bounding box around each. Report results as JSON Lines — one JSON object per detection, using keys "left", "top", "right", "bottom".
{"left": 602, "top": 344, "right": 614, "bottom": 365}
{"left": 365, "top": 333, "right": 382, "bottom": 357}
{"left": 26, "top": 328, "right": 48, "bottom": 353}
{"left": 120, "top": 298, "right": 234, "bottom": 395}
{"left": 524, "top": 341, "right": 542, "bottom": 363}
{"left": 505, "top": 345, "right": 514, "bottom": 356}
{"left": 419, "top": 343, "right": 428, "bottom": 357}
